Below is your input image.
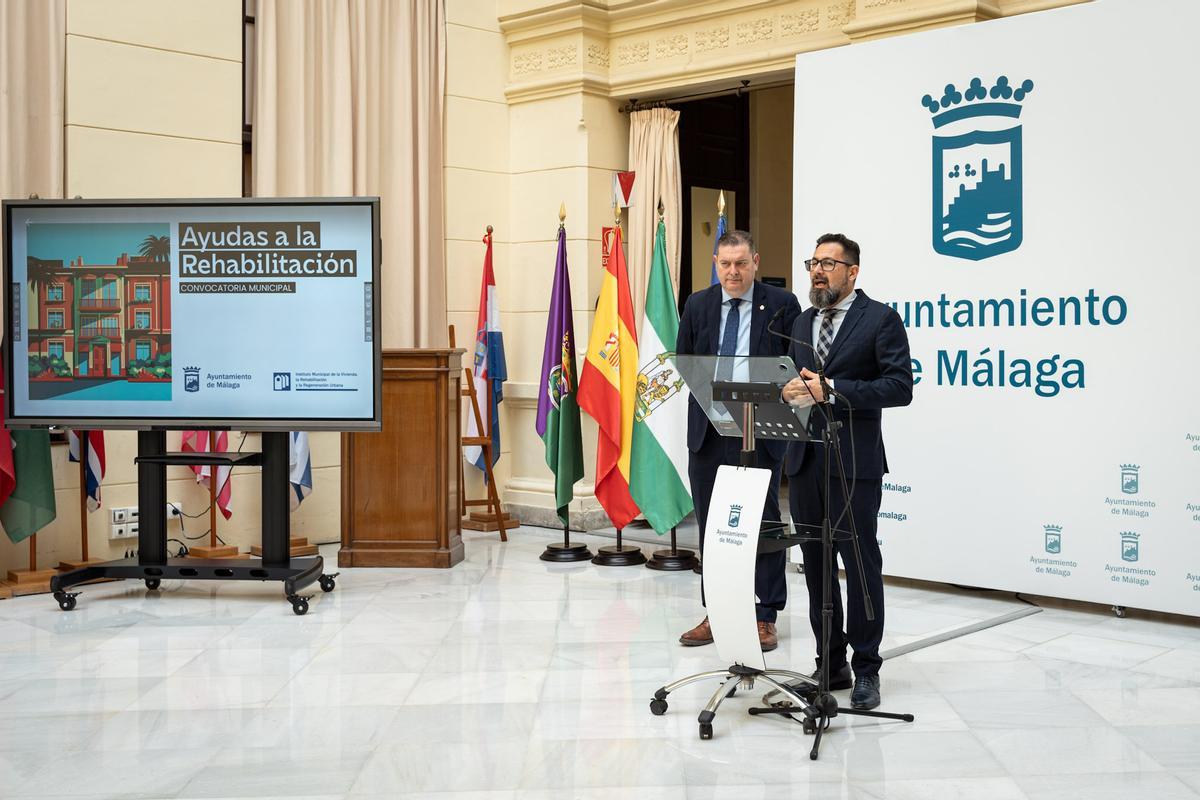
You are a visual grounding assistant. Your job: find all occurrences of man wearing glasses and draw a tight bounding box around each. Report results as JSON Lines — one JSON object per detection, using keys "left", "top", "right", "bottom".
{"left": 780, "top": 233, "right": 913, "bottom": 710}
{"left": 676, "top": 230, "right": 801, "bottom": 652}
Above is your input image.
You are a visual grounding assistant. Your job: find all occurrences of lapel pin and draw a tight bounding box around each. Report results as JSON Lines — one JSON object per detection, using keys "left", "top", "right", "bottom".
{"left": 758, "top": 304, "right": 765, "bottom": 311}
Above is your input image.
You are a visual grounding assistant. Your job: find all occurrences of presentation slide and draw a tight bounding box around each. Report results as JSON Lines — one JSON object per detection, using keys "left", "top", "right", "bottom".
{"left": 792, "top": 0, "right": 1199, "bottom": 616}
{"left": 4, "top": 199, "right": 379, "bottom": 430}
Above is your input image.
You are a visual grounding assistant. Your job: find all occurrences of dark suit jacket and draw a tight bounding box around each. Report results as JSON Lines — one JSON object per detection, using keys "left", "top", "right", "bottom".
{"left": 675, "top": 280, "right": 801, "bottom": 462}
{"left": 783, "top": 290, "right": 913, "bottom": 480}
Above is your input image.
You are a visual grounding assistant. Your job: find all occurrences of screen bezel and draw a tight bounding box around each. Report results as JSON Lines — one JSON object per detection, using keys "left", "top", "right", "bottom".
{"left": 3, "top": 197, "right": 382, "bottom": 432}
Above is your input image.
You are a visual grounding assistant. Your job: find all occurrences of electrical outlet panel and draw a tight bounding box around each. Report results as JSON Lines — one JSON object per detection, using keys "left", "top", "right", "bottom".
{"left": 127, "top": 522, "right": 139, "bottom": 539}
{"left": 128, "top": 507, "right": 140, "bottom": 521}
{"left": 166, "top": 503, "right": 182, "bottom": 519}
{"left": 111, "top": 507, "right": 129, "bottom": 524}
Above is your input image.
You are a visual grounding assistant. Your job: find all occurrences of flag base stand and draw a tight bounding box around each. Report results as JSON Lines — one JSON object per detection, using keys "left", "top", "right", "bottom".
{"left": 540, "top": 542, "right": 593, "bottom": 562}
{"left": 462, "top": 511, "right": 518, "bottom": 533}
{"left": 540, "top": 522, "right": 592, "bottom": 562}
{"left": 646, "top": 527, "right": 697, "bottom": 571}
{"left": 646, "top": 548, "right": 696, "bottom": 571}
{"left": 58, "top": 558, "right": 109, "bottom": 570}
{"left": 2, "top": 568, "right": 59, "bottom": 596}
{"left": 57, "top": 559, "right": 121, "bottom": 585}
{"left": 251, "top": 537, "right": 318, "bottom": 558}
{"left": 592, "top": 529, "right": 646, "bottom": 566}
{"left": 188, "top": 544, "right": 242, "bottom": 559}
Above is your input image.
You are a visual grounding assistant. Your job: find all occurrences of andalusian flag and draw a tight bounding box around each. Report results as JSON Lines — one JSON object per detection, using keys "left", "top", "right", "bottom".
{"left": 630, "top": 219, "right": 692, "bottom": 532}
{"left": 578, "top": 225, "right": 641, "bottom": 529}
{"left": 535, "top": 225, "right": 584, "bottom": 526}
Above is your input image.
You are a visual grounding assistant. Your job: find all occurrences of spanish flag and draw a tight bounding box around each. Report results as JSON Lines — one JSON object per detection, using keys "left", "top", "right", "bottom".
{"left": 578, "top": 225, "right": 641, "bottom": 529}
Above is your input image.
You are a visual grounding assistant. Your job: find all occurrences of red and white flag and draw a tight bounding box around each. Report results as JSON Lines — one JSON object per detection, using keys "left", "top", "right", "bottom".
{"left": 67, "top": 430, "right": 107, "bottom": 512}
{"left": 613, "top": 171, "right": 636, "bottom": 208}
{"left": 463, "top": 230, "right": 507, "bottom": 472}
{"left": 181, "top": 430, "right": 232, "bottom": 519}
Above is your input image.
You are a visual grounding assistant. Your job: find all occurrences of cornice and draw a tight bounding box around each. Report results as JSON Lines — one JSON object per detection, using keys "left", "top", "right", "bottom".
{"left": 844, "top": 0, "right": 1002, "bottom": 40}
{"left": 500, "top": 0, "right": 1088, "bottom": 103}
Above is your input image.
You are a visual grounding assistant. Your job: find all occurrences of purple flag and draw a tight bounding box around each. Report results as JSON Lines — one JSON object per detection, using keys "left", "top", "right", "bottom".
{"left": 535, "top": 226, "right": 584, "bottom": 524}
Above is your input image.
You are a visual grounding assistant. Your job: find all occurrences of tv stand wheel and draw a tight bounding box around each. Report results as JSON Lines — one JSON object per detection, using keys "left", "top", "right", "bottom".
{"left": 145, "top": 578, "right": 161, "bottom": 591}
{"left": 318, "top": 574, "right": 337, "bottom": 593}
{"left": 54, "top": 591, "right": 77, "bottom": 611}
{"left": 289, "top": 595, "right": 310, "bottom": 616}
{"left": 699, "top": 722, "right": 713, "bottom": 740}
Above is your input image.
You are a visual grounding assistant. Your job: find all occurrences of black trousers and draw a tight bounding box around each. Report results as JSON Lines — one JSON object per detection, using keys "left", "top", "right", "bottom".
{"left": 789, "top": 445, "right": 885, "bottom": 677}
{"left": 689, "top": 436, "right": 787, "bottom": 623}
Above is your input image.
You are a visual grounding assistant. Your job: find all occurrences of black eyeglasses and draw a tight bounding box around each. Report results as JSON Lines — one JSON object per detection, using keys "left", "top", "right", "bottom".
{"left": 803, "top": 258, "right": 853, "bottom": 272}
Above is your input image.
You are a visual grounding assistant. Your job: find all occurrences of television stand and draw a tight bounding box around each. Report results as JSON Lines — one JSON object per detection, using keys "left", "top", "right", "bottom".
{"left": 51, "top": 430, "right": 334, "bottom": 615}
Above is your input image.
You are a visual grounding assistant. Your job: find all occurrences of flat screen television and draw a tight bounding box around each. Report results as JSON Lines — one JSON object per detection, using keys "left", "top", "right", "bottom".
{"left": 3, "top": 197, "right": 381, "bottom": 431}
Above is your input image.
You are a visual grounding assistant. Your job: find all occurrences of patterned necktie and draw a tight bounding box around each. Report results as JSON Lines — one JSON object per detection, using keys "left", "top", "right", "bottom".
{"left": 719, "top": 298, "right": 742, "bottom": 356}
{"left": 716, "top": 297, "right": 742, "bottom": 381}
{"left": 815, "top": 307, "right": 838, "bottom": 364}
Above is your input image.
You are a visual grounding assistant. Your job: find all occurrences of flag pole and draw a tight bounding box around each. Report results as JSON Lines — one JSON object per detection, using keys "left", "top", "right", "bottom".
{"left": 539, "top": 202, "right": 593, "bottom": 563}
{"left": 79, "top": 435, "right": 89, "bottom": 562}
{"left": 209, "top": 432, "right": 217, "bottom": 548}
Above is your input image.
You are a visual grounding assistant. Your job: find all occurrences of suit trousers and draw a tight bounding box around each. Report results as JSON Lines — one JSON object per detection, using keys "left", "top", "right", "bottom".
{"left": 789, "top": 443, "right": 885, "bottom": 677}
{"left": 689, "top": 435, "right": 787, "bottom": 623}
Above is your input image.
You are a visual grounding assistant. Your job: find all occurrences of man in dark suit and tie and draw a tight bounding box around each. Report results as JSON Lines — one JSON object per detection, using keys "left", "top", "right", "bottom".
{"left": 781, "top": 232, "right": 913, "bottom": 710}
{"left": 675, "top": 229, "right": 801, "bottom": 651}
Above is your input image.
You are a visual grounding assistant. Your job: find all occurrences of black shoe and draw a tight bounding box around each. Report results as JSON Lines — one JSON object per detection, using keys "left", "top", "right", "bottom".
{"left": 851, "top": 674, "right": 881, "bottom": 710}
{"left": 781, "top": 663, "right": 852, "bottom": 701}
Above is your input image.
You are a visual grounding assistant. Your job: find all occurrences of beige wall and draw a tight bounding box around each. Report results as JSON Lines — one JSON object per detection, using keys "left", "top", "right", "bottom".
{"left": 1, "top": 0, "right": 340, "bottom": 577}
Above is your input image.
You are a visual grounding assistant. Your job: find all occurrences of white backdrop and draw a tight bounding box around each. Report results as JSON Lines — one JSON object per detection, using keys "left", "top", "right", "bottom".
{"left": 792, "top": 0, "right": 1199, "bottom": 616}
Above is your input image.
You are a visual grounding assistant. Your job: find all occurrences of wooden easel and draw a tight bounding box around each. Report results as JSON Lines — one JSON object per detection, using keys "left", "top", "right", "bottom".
{"left": 450, "top": 322, "right": 515, "bottom": 541}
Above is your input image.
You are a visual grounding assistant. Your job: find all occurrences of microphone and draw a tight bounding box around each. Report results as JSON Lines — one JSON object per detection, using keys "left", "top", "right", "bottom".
{"left": 767, "top": 306, "right": 836, "bottom": 403}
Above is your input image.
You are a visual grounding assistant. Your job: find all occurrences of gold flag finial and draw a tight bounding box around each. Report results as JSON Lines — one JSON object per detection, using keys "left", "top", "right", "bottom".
{"left": 613, "top": 201, "right": 621, "bottom": 228}
{"left": 486, "top": 224, "right": 493, "bottom": 235}
{"left": 717, "top": 190, "right": 726, "bottom": 217}
{"left": 657, "top": 198, "right": 665, "bottom": 219}
{"left": 559, "top": 202, "right": 566, "bottom": 224}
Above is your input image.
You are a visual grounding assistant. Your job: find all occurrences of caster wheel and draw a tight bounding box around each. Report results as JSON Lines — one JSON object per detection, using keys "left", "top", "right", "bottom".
{"left": 55, "top": 592, "right": 77, "bottom": 611}
{"left": 290, "top": 597, "right": 309, "bottom": 616}
{"left": 318, "top": 575, "right": 336, "bottom": 593}
{"left": 699, "top": 722, "right": 713, "bottom": 740}
{"left": 649, "top": 698, "right": 668, "bottom": 716}
{"left": 145, "top": 578, "right": 161, "bottom": 591}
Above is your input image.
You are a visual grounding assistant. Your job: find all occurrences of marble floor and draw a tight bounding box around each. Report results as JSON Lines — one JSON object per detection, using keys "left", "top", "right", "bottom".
{"left": 0, "top": 527, "right": 1198, "bottom": 799}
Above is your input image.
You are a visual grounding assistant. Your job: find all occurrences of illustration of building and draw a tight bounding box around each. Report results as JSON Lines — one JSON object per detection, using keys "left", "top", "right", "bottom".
{"left": 26, "top": 250, "right": 171, "bottom": 382}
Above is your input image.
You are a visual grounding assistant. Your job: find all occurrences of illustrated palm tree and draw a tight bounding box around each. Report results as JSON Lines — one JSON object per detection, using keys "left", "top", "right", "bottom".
{"left": 139, "top": 234, "right": 170, "bottom": 261}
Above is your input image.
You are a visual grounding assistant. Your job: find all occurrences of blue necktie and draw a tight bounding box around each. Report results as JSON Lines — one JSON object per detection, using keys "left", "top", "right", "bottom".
{"left": 720, "top": 298, "right": 742, "bottom": 356}
{"left": 716, "top": 298, "right": 741, "bottom": 381}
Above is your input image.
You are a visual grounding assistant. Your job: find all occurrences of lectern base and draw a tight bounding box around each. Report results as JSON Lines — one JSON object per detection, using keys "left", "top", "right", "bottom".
{"left": 539, "top": 542, "right": 593, "bottom": 562}
{"left": 646, "top": 548, "right": 698, "bottom": 571}
{"left": 592, "top": 544, "right": 646, "bottom": 566}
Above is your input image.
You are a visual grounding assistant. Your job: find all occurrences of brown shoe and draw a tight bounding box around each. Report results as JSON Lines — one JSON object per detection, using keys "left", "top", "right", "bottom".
{"left": 679, "top": 617, "right": 714, "bottom": 646}
{"left": 758, "top": 621, "right": 778, "bottom": 652}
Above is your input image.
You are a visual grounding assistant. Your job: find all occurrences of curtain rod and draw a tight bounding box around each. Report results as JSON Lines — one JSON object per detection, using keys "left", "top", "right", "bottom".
{"left": 619, "top": 78, "right": 791, "bottom": 113}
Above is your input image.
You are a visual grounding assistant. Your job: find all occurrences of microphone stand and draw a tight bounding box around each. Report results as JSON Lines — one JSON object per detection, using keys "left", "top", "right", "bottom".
{"left": 749, "top": 310, "right": 913, "bottom": 759}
